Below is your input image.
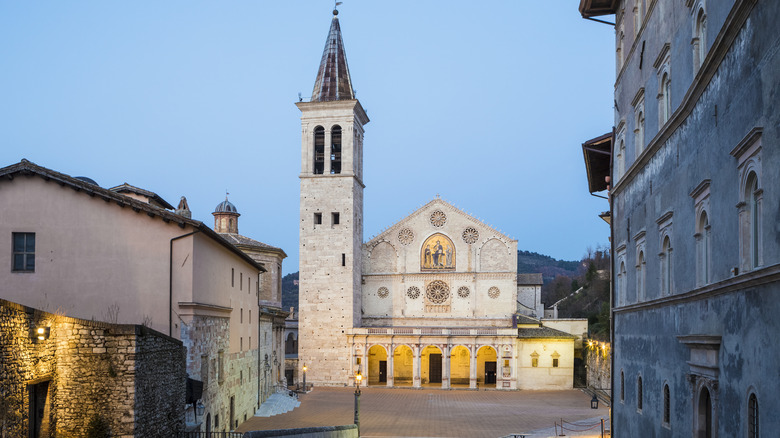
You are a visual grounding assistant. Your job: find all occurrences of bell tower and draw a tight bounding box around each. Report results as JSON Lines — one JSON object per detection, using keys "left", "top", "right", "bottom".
{"left": 296, "top": 8, "right": 369, "bottom": 386}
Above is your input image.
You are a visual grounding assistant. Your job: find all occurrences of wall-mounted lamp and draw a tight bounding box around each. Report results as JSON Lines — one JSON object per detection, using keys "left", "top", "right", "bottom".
{"left": 196, "top": 401, "right": 205, "bottom": 418}
{"left": 591, "top": 395, "right": 599, "bottom": 409}
{"left": 32, "top": 326, "right": 50, "bottom": 343}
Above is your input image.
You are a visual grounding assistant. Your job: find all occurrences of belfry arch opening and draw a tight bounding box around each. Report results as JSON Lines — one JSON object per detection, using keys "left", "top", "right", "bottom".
{"left": 450, "top": 345, "right": 471, "bottom": 387}
{"left": 367, "top": 345, "right": 388, "bottom": 386}
{"left": 330, "top": 125, "right": 342, "bottom": 174}
{"left": 477, "top": 346, "right": 498, "bottom": 388}
{"left": 313, "top": 126, "right": 325, "bottom": 174}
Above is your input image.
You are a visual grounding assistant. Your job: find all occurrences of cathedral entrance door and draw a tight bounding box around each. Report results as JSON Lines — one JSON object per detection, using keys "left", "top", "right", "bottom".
{"left": 429, "top": 354, "right": 442, "bottom": 383}
{"left": 379, "top": 361, "right": 387, "bottom": 383}
{"left": 485, "top": 362, "right": 497, "bottom": 384}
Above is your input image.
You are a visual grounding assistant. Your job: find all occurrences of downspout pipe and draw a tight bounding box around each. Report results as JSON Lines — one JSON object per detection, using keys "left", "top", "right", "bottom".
{"left": 170, "top": 230, "right": 200, "bottom": 337}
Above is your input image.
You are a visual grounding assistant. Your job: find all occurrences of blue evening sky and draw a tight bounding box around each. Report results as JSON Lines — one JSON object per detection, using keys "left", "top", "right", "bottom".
{"left": 0, "top": 2, "right": 615, "bottom": 274}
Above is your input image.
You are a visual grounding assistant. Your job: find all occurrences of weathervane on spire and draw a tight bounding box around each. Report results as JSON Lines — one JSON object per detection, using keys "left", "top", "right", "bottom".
{"left": 334, "top": 1, "right": 342, "bottom": 15}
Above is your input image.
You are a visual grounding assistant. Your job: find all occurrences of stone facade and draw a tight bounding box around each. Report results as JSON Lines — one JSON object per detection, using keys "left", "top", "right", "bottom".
{"left": 0, "top": 298, "right": 185, "bottom": 438}
{"left": 580, "top": 0, "right": 780, "bottom": 435}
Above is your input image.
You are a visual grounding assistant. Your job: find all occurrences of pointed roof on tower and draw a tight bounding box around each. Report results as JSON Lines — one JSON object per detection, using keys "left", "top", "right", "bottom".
{"left": 311, "top": 9, "right": 355, "bottom": 102}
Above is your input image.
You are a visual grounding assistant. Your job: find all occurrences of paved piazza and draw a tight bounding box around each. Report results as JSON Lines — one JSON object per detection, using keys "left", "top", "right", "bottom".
{"left": 238, "top": 387, "right": 610, "bottom": 437}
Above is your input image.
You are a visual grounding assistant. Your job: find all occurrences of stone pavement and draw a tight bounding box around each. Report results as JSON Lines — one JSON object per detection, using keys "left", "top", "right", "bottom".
{"left": 237, "top": 387, "right": 610, "bottom": 438}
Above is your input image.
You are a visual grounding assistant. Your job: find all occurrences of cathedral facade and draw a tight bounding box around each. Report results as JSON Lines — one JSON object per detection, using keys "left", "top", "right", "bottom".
{"left": 297, "top": 10, "right": 584, "bottom": 390}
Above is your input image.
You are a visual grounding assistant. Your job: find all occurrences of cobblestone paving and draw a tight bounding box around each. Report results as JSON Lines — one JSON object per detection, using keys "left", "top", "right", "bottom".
{"left": 237, "top": 387, "right": 610, "bottom": 438}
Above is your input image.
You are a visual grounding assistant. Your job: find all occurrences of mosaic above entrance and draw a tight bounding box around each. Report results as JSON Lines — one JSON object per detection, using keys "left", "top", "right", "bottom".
{"left": 421, "top": 233, "right": 455, "bottom": 271}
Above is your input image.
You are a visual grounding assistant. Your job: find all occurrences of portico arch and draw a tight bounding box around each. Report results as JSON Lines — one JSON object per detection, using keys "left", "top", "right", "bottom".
{"left": 450, "top": 345, "right": 470, "bottom": 387}
{"left": 421, "top": 345, "right": 443, "bottom": 386}
{"left": 393, "top": 345, "right": 414, "bottom": 387}
{"left": 477, "top": 346, "right": 498, "bottom": 388}
{"left": 367, "top": 345, "right": 388, "bottom": 386}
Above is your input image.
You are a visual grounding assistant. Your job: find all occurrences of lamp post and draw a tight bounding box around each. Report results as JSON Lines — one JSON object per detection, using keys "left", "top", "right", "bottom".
{"left": 302, "top": 364, "right": 308, "bottom": 392}
{"left": 354, "top": 368, "right": 362, "bottom": 436}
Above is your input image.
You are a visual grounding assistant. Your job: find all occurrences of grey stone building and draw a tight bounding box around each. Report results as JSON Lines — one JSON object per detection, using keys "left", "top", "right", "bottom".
{"left": 580, "top": 0, "right": 779, "bottom": 436}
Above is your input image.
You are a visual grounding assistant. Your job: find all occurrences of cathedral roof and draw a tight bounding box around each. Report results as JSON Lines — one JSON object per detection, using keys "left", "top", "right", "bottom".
{"left": 311, "top": 9, "right": 355, "bottom": 102}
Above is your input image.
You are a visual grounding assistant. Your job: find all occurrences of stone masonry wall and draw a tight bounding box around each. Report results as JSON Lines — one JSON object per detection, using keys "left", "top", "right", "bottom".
{"left": 586, "top": 343, "right": 611, "bottom": 393}
{"left": 0, "top": 298, "right": 185, "bottom": 438}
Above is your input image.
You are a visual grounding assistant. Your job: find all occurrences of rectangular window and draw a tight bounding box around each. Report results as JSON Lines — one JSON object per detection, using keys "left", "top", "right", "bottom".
{"left": 240, "top": 272, "right": 243, "bottom": 290}
{"left": 12, "top": 232, "right": 35, "bottom": 272}
{"left": 553, "top": 358, "right": 559, "bottom": 368}
{"left": 332, "top": 212, "right": 340, "bottom": 225}
{"left": 240, "top": 308, "right": 243, "bottom": 323}
{"left": 231, "top": 268, "right": 235, "bottom": 287}
{"left": 240, "top": 337, "right": 243, "bottom": 351}
{"left": 531, "top": 358, "right": 538, "bottom": 367}
{"left": 314, "top": 212, "right": 322, "bottom": 225}
{"left": 342, "top": 253, "right": 346, "bottom": 267}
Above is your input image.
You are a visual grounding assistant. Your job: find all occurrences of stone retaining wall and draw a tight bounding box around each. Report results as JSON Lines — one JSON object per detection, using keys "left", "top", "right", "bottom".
{"left": 0, "top": 298, "right": 185, "bottom": 437}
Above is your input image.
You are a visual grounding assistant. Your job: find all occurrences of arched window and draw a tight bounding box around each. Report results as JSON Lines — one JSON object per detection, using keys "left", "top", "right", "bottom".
{"left": 661, "top": 236, "right": 672, "bottom": 295}
{"left": 697, "top": 386, "right": 713, "bottom": 438}
{"left": 616, "top": 139, "right": 626, "bottom": 180}
{"left": 748, "top": 393, "right": 759, "bottom": 438}
{"left": 330, "top": 125, "right": 342, "bottom": 174}
{"left": 636, "top": 250, "right": 645, "bottom": 301}
{"left": 660, "top": 72, "right": 672, "bottom": 125}
{"left": 313, "top": 126, "right": 325, "bottom": 174}
{"left": 620, "top": 371, "right": 625, "bottom": 402}
{"left": 696, "top": 211, "right": 711, "bottom": 286}
{"left": 746, "top": 172, "right": 760, "bottom": 269}
{"left": 285, "top": 332, "right": 297, "bottom": 355}
{"left": 694, "top": 8, "right": 707, "bottom": 70}
{"left": 617, "top": 30, "right": 624, "bottom": 73}
{"left": 618, "top": 261, "right": 627, "bottom": 305}
{"left": 633, "top": 7, "right": 643, "bottom": 37}
{"left": 637, "top": 376, "right": 643, "bottom": 411}
{"left": 663, "top": 384, "right": 671, "bottom": 425}
{"left": 635, "top": 110, "right": 645, "bottom": 155}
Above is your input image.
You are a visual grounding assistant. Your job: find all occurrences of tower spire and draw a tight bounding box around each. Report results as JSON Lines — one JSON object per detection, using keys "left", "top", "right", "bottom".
{"left": 311, "top": 8, "right": 354, "bottom": 102}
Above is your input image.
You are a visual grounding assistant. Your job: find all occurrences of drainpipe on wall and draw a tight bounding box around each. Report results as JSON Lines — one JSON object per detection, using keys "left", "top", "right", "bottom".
{"left": 170, "top": 230, "right": 200, "bottom": 337}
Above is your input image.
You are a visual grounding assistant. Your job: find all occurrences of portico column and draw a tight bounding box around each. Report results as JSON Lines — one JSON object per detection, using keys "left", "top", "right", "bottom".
{"left": 442, "top": 344, "right": 451, "bottom": 389}
{"left": 413, "top": 344, "right": 421, "bottom": 388}
{"left": 387, "top": 344, "right": 394, "bottom": 387}
{"left": 469, "top": 344, "right": 477, "bottom": 389}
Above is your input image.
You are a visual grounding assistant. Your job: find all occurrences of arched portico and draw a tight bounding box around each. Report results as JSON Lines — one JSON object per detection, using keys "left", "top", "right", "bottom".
{"left": 393, "top": 345, "right": 414, "bottom": 387}
{"left": 367, "top": 345, "right": 388, "bottom": 386}
{"left": 450, "top": 345, "right": 470, "bottom": 388}
{"left": 477, "top": 346, "right": 498, "bottom": 388}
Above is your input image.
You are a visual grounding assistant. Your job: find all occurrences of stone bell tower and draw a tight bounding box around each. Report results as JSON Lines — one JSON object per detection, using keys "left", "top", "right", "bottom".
{"left": 296, "top": 8, "right": 369, "bottom": 386}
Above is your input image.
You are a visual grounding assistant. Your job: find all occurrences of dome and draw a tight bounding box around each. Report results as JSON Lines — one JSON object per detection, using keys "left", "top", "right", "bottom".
{"left": 214, "top": 198, "right": 238, "bottom": 214}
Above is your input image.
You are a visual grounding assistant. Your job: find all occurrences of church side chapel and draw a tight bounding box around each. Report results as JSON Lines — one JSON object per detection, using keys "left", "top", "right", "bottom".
{"left": 297, "top": 8, "right": 585, "bottom": 390}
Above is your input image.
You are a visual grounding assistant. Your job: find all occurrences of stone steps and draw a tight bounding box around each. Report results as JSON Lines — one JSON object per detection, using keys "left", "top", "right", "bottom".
{"left": 253, "top": 392, "right": 301, "bottom": 417}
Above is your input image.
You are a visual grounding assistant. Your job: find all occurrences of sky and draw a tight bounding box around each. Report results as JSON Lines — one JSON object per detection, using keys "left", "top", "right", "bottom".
{"left": 0, "top": 2, "right": 615, "bottom": 274}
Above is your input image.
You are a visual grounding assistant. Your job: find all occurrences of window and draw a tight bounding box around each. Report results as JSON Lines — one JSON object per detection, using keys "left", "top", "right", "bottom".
{"left": 531, "top": 351, "right": 539, "bottom": 368}
{"left": 748, "top": 393, "right": 759, "bottom": 438}
{"left": 552, "top": 358, "right": 559, "bottom": 368}
{"left": 12, "top": 232, "right": 35, "bottom": 272}
{"left": 313, "top": 126, "right": 325, "bottom": 174}
{"left": 616, "top": 245, "right": 627, "bottom": 306}
{"left": 691, "top": 180, "right": 712, "bottom": 286}
{"left": 240, "top": 337, "right": 243, "bottom": 351}
{"left": 330, "top": 125, "right": 342, "bottom": 174}
{"left": 620, "top": 371, "right": 625, "bottom": 402}
{"left": 733, "top": 129, "right": 763, "bottom": 272}
{"left": 231, "top": 268, "right": 235, "bottom": 287}
{"left": 332, "top": 212, "right": 340, "bottom": 225}
{"left": 661, "top": 236, "right": 672, "bottom": 295}
{"left": 693, "top": 5, "right": 707, "bottom": 70}
{"left": 633, "top": 6, "right": 642, "bottom": 37}
{"left": 660, "top": 72, "right": 671, "bottom": 125}
{"left": 637, "top": 376, "right": 643, "bottom": 411}
{"left": 616, "top": 138, "right": 626, "bottom": 181}
{"left": 314, "top": 212, "right": 322, "bottom": 225}
{"left": 218, "top": 350, "right": 224, "bottom": 384}
{"left": 617, "top": 27, "right": 625, "bottom": 74}
{"left": 636, "top": 250, "right": 646, "bottom": 301}
{"left": 240, "top": 308, "right": 243, "bottom": 323}
{"left": 663, "top": 384, "right": 671, "bottom": 426}
{"left": 342, "top": 253, "right": 346, "bottom": 267}
{"left": 696, "top": 386, "right": 712, "bottom": 437}
{"left": 240, "top": 272, "right": 243, "bottom": 290}
{"left": 632, "top": 89, "right": 645, "bottom": 157}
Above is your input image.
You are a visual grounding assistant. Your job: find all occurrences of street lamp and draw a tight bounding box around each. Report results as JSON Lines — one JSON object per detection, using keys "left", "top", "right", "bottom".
{"left": 591, "top": 395, "right": 599, "bottom": 409}
{"left": 302, "top": 364, "right": 308, "bottom": 392}
{"left": 354, "top": 367, "right": 362, "bottom": 436}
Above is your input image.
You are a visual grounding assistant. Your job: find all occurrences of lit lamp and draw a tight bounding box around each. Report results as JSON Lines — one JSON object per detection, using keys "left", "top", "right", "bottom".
{"left": 196, "top": 401, "right": 205, "bottom": 418}
{"left": 591, "top": 395, "right": 599, "bottom": 409}
{"left": 33, "top": 326, "right": 50, "bottom": 343}
{"left": 302, "top": 364, "right": 308, "bottom": 392}
{"left": 354, "top": 367, "right": 362, "bottom": 435}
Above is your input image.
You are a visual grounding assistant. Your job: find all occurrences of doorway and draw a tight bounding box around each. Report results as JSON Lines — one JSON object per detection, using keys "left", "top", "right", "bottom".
{"left": 379, "top": 361, "right": 387, "bottom": 383}
{"left": 28, "top": 381, "right": 50, "bottom": 438}
{"left": 429, "top": 353, "right": 442, "bottom": 383}
{"left": 485, "top": 362, "right": 497, "bottom": 384}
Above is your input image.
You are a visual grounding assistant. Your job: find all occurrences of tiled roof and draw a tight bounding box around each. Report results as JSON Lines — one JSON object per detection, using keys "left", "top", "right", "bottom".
{"left": 109, "top": 182, "right": 175, "bottom": 210}
{"left": 517, "top": 326, "right": 578, "bottom": 339}
{"left": 311, "top": 11, "right": 355, "bottom": 102}
{"left": 517, "top": 273, "right": 543, "bottom": 285}
{"left": 220, "top": 233, "right": 286, "bottom": 257}
{"left": 515, "top": 314, "right": 541, "bottom": 325}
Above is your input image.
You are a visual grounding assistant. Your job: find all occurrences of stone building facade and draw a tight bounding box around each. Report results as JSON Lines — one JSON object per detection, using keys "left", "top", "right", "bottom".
{"left": 0, "top": 298, "right": 185, "bottom": 438}
{"left": 298, "top": 11, "right": 586, "bottom": 390}
{"left": 0, "top": 160, "right": 286, "bottom": 433}
{"left": 580, "top": 0, "right": 780, "bottom": 436}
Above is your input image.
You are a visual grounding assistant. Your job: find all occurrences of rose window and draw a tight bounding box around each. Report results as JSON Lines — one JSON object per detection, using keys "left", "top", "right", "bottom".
{"left": 488, "top": 286, "right": 500, "bottom": 299}
{"left": 457, "top": 286, "right": 470, "bottom": 298}
{"left": 462, "top": 227, "right": 479, "bottom": 244}
{"left": 407, "top": 286, "right": 420, "bottom": 299}
{"left": 377, "top": 287, "right": 389, "bottom": 298}
{"left": 430, "top": 210, "right": 446, "bottom": 227}
{"left": 426, "top": 280, "right": 450, "bottom": 304}
{"left": 398, "top": 228, "right": 414, "bottom": 245}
